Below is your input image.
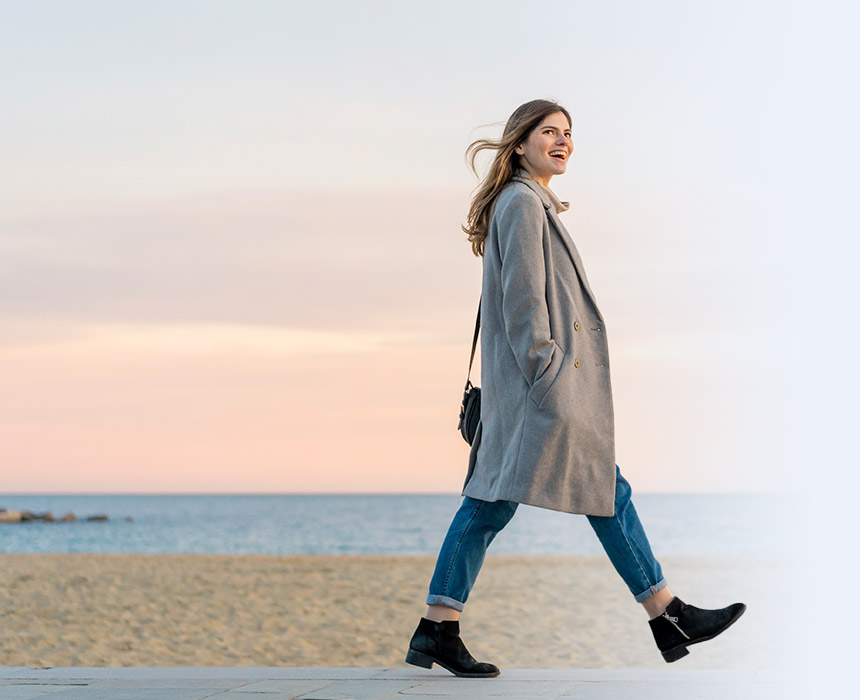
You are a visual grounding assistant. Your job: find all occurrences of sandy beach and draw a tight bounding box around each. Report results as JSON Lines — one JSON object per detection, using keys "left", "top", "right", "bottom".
{"left": 0, "top": 553, "right": 795, "bottom": 670}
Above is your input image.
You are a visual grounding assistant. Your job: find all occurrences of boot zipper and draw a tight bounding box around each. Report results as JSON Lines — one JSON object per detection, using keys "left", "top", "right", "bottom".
{"left": 661, "top": 612, "right": 691, "bottom": 639}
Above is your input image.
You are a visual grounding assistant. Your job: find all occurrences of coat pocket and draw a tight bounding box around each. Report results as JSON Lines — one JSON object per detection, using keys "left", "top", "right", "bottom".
{"left": 527, "top": 342, "right": 566, "bottom": 410}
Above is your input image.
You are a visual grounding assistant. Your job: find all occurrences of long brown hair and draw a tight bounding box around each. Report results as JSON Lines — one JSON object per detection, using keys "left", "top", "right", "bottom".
{"left": 462, "top": 99, "right": 572, "bottom": 257}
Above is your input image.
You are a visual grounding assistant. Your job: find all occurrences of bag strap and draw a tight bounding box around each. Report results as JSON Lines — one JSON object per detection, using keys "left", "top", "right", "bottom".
{"left": 465, "top": 295, "right": 481, "bottom": 390}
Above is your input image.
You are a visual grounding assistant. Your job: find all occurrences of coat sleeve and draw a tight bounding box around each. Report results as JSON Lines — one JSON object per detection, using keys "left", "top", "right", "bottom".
{"left": 493, "top": 187, "right": 565, "bottom": 406}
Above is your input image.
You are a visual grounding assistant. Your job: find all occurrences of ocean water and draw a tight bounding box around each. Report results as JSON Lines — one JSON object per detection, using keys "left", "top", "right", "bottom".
{"left": 0, "top": 493, "right": 797, "bottom": 557}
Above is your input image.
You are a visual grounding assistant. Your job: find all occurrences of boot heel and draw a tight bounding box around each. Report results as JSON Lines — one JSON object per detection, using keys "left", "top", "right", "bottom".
{"left": 662, "top": 645, "right": 690, "bottom": 663}
{"left": 405, "top": 648, "right": 435, "bottom": 669}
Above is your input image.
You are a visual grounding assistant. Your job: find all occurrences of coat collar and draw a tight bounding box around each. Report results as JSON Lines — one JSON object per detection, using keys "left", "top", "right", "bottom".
{"left": 511, "top": 167, "right": 570, "bottom": 214}
{"left": 510, "top": 168, "right": 602, "bottom": 320}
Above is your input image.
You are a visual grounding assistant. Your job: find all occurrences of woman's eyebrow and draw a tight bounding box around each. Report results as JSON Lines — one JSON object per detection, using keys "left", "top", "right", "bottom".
{"left": 541, "top": 125, "right": 572, "bottom": 132}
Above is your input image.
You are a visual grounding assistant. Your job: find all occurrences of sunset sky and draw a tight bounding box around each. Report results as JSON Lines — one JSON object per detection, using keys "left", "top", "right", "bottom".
{"left": 1, "top": 1, "right": 815, "bottom": 493}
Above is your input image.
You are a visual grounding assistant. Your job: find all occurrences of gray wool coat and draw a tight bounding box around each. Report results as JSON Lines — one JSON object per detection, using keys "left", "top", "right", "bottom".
{"left": 461, "top": 168, "right": 617, "bottom": 516}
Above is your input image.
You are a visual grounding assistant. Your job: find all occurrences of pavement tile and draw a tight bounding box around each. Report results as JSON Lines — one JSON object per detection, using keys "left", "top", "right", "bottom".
{"left": 0, "top": 682, "right": 93, "bottom": 688}
{"left": 88, "top": 679, "right": 249, "bottom": 690}
{"left": 206, "top": 679, "right": 335, "bottom": 696}
{"left": 369, "top": 670, "right": 439, "bottom": 681}
{"left": 0, "top": 670, "right": 50, "bottom": 680}
{"left": 542, "top": 669, "right": 753, "bottom": 683}
{"left": 559, "top": 680, "right": 739, "bottom": 699}
{"left": 624, "top": 669, "right": 755, "bottom": 683}
{"left": 205, "top": 681, "right": 337, "bottom": 699}
{"left": 29, "top": 689, "right": 224, "bottom": 700}
{"left": 293, "top": 679, "right": 421, "bottom": 700}
{"left": 483, "top": 669, "right": 620, "bottom": 682}
{"left": 207, "top": 694, "right": 322, "bottom": 700}
{"left": 0, "top": 684, "right": 89, "bottom": 699}
{"left": 2, "top": 669, "right": 386, "bottom": 681}
{"left": 399, "top": 680, "right": 578, "bottom": 696}
{"left": 245, "top": 670, "right": 385, "bottom": 681}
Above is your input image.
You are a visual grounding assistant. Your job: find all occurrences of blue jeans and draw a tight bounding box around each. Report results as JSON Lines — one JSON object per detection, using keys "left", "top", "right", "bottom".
{"left": 426, "top": 464, "right": 667, "bottom": 611}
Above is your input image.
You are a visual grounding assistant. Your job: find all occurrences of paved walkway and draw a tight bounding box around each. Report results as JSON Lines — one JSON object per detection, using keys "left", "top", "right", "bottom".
{"left": 0, "top": 667, "right": 795, "bottom": 699}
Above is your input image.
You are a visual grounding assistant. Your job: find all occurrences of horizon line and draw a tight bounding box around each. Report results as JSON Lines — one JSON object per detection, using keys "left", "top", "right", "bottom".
{"left": 2, "top": 490, "right": 796, "bottom": 498}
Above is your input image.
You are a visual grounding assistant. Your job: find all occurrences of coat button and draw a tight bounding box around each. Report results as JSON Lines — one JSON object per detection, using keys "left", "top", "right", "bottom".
{"left": 574, "top": 358, "right": 580, "bottom": 368}
{"left": 574, "top": 321, "right": 580, "bottom": 331}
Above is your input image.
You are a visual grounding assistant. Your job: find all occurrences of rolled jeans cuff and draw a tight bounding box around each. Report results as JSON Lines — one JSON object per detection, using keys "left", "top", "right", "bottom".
{"left": 426, "top": 593, "right": 465, "bottom": 612}
{"left": 633, "top": 577, "right": 668, "bottom": 603}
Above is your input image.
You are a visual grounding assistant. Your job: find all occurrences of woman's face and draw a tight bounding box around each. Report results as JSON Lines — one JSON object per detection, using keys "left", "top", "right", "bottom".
{"left": 515, "top": 112, "right": 572, "bottom": 186}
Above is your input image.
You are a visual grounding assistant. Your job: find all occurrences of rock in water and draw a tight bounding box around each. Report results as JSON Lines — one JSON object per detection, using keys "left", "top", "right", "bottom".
{"left": 21, "top": 511, "right": 55, "bottom": 522}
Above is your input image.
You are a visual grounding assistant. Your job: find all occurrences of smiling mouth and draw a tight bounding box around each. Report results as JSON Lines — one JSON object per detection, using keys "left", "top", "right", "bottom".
{"left": 549, "top": 151, "right": 567, "bottom": 161}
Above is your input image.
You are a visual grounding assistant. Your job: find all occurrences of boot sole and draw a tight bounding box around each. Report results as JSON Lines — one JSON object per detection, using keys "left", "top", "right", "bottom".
{"left": 661, "top": 603, "right": 747, "bottom": 663}
{"left": 405, "top": 648, "right": 500, "bottom": 678}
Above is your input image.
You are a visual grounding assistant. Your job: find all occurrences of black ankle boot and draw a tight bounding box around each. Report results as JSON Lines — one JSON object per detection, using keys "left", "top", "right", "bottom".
{"left": 649, "top": 596, "right": 747, "bottom": 662}
{"left": 405, "top": 617, "right": 500, "bottom": 677}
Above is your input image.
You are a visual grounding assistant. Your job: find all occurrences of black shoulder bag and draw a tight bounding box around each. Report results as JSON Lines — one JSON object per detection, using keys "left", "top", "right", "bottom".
{"left": 457, "top": 296, "right": 482, "bottom": 445}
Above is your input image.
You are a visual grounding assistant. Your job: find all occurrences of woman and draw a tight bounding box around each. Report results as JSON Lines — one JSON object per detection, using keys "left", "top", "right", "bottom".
{"left": 405, "top": 100, "right": 746, "bottom": 677}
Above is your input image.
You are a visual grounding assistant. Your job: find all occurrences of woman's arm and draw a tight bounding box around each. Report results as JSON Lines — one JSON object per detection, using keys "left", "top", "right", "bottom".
{"left": 494, "top": 187, "right": 563, "bottom": 397}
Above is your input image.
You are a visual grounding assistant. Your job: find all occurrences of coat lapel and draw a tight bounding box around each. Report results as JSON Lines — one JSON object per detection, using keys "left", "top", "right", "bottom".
{"left": 511, "top": 173, "right": 602, "bottom": 317}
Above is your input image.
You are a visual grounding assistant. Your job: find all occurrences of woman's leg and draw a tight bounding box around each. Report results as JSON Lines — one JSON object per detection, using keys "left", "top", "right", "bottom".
{"left": 588, "top": 464, "right": 748, "bottom": 662}
{"left": 586, "top": 464, "right": 671, "bottom": 617}
{"left": 406, "top": 496, "right": 518, "bottom": 677}
{"left": 424, "top": 496, "right": 519, "bottom": 621}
